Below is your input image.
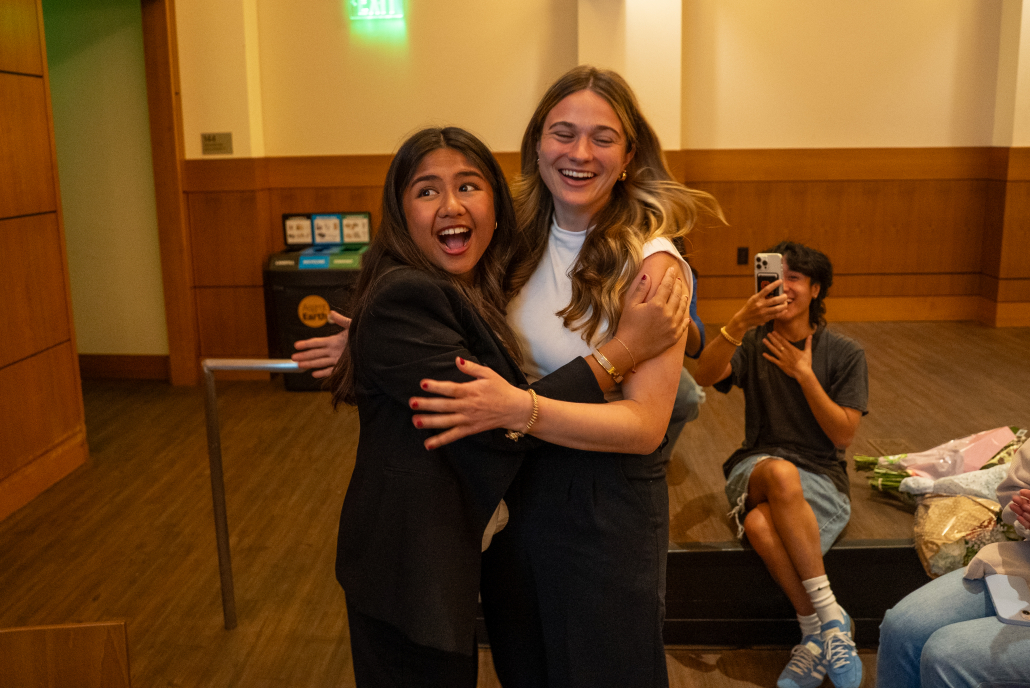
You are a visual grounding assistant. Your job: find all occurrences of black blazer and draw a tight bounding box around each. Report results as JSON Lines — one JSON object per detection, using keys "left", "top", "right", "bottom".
{"left": 336, "top": 264, "right": 603, "bottom": 654}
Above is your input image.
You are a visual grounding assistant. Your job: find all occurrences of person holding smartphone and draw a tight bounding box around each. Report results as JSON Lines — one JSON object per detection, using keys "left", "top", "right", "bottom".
{"left": 693, "top": 241, "right": 869, "bottom": 688}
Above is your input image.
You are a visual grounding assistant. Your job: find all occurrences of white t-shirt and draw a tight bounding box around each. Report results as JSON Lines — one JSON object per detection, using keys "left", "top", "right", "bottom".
{"left": 507, "top": 217, "right": 691, "bottom": 383}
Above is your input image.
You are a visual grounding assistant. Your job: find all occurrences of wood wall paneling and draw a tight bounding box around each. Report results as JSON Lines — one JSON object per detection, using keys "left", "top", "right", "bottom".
{"left": 181, "top": 155, "right": 394, "bottom": 192}
{"left": 685, "top": 180, "right": 987, "bottom": 277}
{"left": 0, "top": 0, "right": 43, "bottom": 76}
{"left": 999, "top": 181, "right": 1030, "bottom": 280}
{"left": 997, "top": 278, "right": 1030, "bottom": 302}
{"left": 0, "top": 73, "right": 56, "bottom": 218}
{"left": 0, "top": 214, "right": 70, "bottom": 368}
{"left": 79, "top": 354, "right": 171, "bottom": 380}
{"left": 188, "top": 190, "right": 270, "bottom": 287}
{"left": 142, "top": 0, "right": 200, "bottom": 385}
{"left": 979, "top": 274, "right": 1000, "bottom": 301}
{"left": 0, "top": 621, "right": 130, "bottom": 688}
{"left": 980, "top": 179, "right": 1008, "bottom": 279}
{"left": 172, "top": 146, "right": 1029, "bottom": 367}
{"left": 181, "top": 157, "right": 269, "bottom": 192}
{"left": 696, "top": 273, "right": 982, "bottom": 302}
{"left": 0, "top": 343, "right": 85, "bottom": 479}
{"left": 993, "top": 302, "right": 1030, "bottom": 327}
{"left": 0, "top": 0, "right": 87, "bottom": 522}
{"left": 1007, "top": 148, "right": 1030, "bottom": 181}
{"left": 264, "top": 155, "right": 391, "bottom": 189}
{"left": 673, "top": 147, "right": 1003, "bottom": 183}
{"left": 825, "top": 296, "right": 981, "bottom": 322}
{"left": 195, "top": 287, "right": 269, "bottom": 358}
{"left": 696, "top": 296, "right": 981, "bottom": 328}
{"left": 0, "top": 427, "right": 86, "bottom": 523}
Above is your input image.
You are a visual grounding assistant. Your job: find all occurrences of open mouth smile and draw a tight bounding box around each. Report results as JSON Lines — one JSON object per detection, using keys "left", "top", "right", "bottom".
{"left": 560, "top": 169, "right": 596, "bottom": 180}
{"left": 437, "top": 226, "right": 471, "bottom": 253}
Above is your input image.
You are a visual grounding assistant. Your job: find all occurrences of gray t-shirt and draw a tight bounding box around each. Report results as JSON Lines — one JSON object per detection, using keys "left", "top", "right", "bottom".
{"left": 714, "top": 323, "right": 868, "bottom": 497}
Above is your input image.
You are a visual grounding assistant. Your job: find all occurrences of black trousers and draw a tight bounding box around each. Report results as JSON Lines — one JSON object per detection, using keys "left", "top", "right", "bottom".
{"left": 481, "top": 448, "right": 670, "bottom": 688}
{"left": 346, "top": 599, "right": 478, "bottom": 688}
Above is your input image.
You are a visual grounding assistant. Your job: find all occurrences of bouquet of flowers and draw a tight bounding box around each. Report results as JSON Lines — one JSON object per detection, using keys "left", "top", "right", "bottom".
{"left": 855, "top": 427, "right": 1026, "bottom": 500}
{"left": 912, "top": 494, "right": 1022, "bottom": 577}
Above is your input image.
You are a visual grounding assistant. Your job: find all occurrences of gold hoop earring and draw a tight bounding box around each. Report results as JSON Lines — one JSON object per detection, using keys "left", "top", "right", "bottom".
{"left": 619, "top": 169, "right": 627, "bottom": 181}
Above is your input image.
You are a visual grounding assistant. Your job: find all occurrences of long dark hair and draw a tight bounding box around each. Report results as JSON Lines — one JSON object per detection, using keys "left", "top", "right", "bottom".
{"left": 508, "top": 65, "right": 722, "bottom": 344}
{"left": 328, "top": 127, "right": 521, "bottom": 408}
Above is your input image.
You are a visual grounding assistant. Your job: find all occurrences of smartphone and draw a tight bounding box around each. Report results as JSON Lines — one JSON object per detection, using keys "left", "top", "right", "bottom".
{"left": 985, "top": 574, "right": 1030, "bottom": 626}
{"left": 754, "top": 252, "right": 783, "bottom": 297}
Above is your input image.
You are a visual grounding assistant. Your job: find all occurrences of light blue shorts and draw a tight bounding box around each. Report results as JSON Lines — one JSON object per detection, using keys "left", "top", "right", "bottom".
{"left": 724, "top": 454, "right": 851, "bottom": 554}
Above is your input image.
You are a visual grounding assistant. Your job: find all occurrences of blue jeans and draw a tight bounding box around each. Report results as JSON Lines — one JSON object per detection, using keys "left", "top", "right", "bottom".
{"left": 660, "top": 368, "right": 705, "bottom": 465}
{"left": 725, "top": 454, "right": 851, "bottom": 554}
{"left": 877, "top": 568, "right": 1030, "bottom": 688}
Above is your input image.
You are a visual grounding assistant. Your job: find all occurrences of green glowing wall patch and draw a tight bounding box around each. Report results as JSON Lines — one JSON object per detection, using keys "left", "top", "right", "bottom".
{"left": 348, "top": 0, "right": 404, "bottom": 20}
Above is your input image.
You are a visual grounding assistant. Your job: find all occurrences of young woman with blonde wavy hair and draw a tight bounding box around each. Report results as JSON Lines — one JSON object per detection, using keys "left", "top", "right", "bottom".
{"left": 410, "top": 66, "right": 723, "bottom": 688}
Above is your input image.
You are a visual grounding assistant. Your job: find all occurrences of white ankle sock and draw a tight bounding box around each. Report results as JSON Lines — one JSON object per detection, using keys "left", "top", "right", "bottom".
{"left": 802, "top": 574, "right": 845, "bottom": 627}
{"left": 798, "top": 612, "right": 821, "bottom": 638}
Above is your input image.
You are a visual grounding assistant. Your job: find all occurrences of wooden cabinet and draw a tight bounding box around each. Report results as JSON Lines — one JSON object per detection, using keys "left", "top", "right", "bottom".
{"left": 0, "top": 0, "right": 87, "bottom": 522}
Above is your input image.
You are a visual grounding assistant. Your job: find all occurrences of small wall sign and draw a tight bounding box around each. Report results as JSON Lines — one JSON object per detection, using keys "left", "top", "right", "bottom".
{"left": 201, "top": 132, "right": 233, "bottom": 155}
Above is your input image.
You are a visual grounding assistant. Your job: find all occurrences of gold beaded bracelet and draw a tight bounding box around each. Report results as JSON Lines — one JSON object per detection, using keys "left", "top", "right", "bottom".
{"left": 719, "top": 326, "right": 743, "bottom": 347}
{"left": 505, "top": 388, "right": 539, "bottom": 441}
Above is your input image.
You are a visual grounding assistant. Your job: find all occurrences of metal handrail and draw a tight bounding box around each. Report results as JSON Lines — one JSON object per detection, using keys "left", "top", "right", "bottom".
{"left": 202, "top": 358, "right": 301, "bottom": 630}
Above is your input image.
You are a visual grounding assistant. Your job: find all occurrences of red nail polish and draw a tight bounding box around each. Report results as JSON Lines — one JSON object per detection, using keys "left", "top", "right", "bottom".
{"left": 415, "top": 419, "right": 423, "bottom": 428}
{"left": 421, "top": 382, "right": 428, "bottom": 390}
{"left": 411, "top": 400, "right": 418, "bottom": 409}
{"left": 458, "top": 357, "right": 465, "bottom": 365}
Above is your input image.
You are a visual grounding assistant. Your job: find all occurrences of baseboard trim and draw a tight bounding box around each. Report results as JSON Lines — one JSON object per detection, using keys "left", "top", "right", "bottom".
{"left": 991, "top": 301, "right": 1030, "bottom": 327}
{"left": 0, "top": 428, "right": 87, "bottom": 522}
{"left": 79, "top": 354, "right": 170, "bottom": 380}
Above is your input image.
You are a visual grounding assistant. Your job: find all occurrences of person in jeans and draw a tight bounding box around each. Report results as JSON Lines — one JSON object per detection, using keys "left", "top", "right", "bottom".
{"left": 876, "top": 441, "right": 1030, "bottom": 688}
{"left": 693, "top": 241, "right": 868, "bottom": 688}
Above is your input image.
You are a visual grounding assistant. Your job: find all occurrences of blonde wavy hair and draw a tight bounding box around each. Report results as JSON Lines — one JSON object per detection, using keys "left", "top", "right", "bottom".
{"left": 508, "top": 66, "right": 723, "bottom": 344}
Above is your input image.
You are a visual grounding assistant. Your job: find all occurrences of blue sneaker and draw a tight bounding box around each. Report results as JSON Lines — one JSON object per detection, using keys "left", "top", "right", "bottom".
{"left": 776, "top": 634, "right": 826, "bottom": 688}
{"left": 822, "top": 611, "right": 861, "bottom": 688}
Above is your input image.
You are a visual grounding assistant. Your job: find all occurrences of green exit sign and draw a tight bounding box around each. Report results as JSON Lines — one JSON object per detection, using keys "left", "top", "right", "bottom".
{"left": 348, "top": 0, "right": 403, "bottom": 20}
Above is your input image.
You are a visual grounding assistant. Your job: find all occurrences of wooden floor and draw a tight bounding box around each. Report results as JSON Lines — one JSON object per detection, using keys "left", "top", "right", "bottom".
{"left": 0, "top": 321, "right": 1026, "bottom": 687}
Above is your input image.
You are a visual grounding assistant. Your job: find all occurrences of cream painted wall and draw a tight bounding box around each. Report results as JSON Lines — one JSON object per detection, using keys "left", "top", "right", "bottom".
{"left": 580, "top": 0, "right": 683, "bottom": 149}
{"left": 681, "top": 0, "right": 1005, "bottom": 148}
{"left": 43, "top": 0, "right": 168, "bottom": 356}
{"left": 993, "top": 0, "right": 1023, "bottom": 145}
{"left": 257, "top": 0, "right": 577, "bottom": 155}
{"left": 178, "top": 1, "right": 1019, "bottom": 156}
{"left": 175, "top": 0, "right": 578, "bottom": 157}
{"left": 1008, "top": 0, "right": 1030, "bottom": 145}
{"left": 177, "top": 0, "right": 264, "bottom": 157}
{"left": 579, "top": 0, "right": 627, "bottom": 75}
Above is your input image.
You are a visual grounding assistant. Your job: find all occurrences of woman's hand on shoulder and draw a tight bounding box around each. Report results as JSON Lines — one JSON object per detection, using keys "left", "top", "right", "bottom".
{"left": 409, "top": 358, "right": 534, "bottom": 450}
{"left": 614, "top": 259, "right": 690, "bottom": 366}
